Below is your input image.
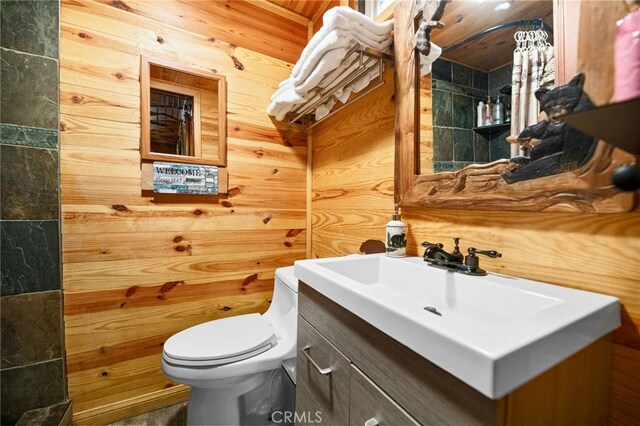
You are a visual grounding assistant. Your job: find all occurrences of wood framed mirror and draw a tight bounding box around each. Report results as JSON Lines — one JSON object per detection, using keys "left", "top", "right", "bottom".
{"left": 394, "top": 0, "right": 634, "bottom": 212}
{"left": 141, "top": 56, "right": 227, "bottom": 166}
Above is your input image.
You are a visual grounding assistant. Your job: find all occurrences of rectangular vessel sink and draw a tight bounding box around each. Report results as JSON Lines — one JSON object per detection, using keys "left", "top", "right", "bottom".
{"left": 294, "top": 254, "right": 620, "bottom": 399}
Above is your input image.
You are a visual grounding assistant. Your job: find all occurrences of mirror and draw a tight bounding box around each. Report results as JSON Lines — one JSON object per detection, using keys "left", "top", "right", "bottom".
{"left": 149, "top": 85, "right": 196, "bottom": 156}
{"left": 394, "top": 0, "right": 634, "bottom": 212}
{"left": 141, "top": 56, "right": 227, "bottom": 166}
{"left": 418, "top": 1, "right": 553, "bottom": 174}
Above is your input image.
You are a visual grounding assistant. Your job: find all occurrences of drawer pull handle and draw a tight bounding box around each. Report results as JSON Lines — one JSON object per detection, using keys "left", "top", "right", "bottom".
{"left": 301, "top": 345, "right": 332, "bottom": 376}
{"left": 364, "top": 418, "right": 379, "bottom": 426}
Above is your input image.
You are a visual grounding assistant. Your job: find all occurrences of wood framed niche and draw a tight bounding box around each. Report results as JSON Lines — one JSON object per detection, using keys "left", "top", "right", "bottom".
{"left": 141, "top": 56, "right": 227, "bottom": 166}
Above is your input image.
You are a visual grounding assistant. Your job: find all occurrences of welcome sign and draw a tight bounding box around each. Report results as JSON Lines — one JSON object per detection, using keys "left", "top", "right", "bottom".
{"left": 152, "top": 162, "right": 218, "bottom": 195}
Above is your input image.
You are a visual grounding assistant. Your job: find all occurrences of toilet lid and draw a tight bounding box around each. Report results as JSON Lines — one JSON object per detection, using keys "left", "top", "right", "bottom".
{"left": 163, "top": 313, "right": 277, "bottom": 365}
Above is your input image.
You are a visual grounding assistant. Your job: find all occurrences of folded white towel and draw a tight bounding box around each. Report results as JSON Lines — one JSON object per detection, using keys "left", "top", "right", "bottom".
{"left": 293, "top": 6, "right": 393, "bottom": 79}
{"left": 273, "top": 84, "right": 306, "bottom": 105}
{"left": 293, "top": 29, "right": 392, "bottom": 88}
{"left": 315, "top": 98, "right": 337, "bottom": 121}
{"left": 317, "top": 54, "right": 361, "bottom": 91}
{"left": 419, "top": 43, "right": 442, "bottom": 77}
{"left": 325, "top": 6, "right": 394, "bottom": 36}
{"left": 271, "top": 78, "right": 293, "bottom": 101}
{"left": 335, "top": 66, "right": 380, "bottom": 103}
{"left": 268, "top": 47, "right": 356, "bottom": 121}
{"left": 268, "top": 6, "right": 394, "bottom": 123}
{"left": 266, "top": 101, "right": 286, "bottom": 121}
{"left": 275, "top": 50, "right": 369, "bottom": 122}
{"left": 315, "top": 66, "right": 379, "bottom": 119}
{"left": 294, "top": 46, "right": 351, "bottom": 93}
{"left": 267, "top": 96, "right": 304, "bottom": 122}
{"left": 268, "top": 79, "right": 306, "bottom": 121}
{"left": 269, "top": 53, "right": 385, "bottom": 122}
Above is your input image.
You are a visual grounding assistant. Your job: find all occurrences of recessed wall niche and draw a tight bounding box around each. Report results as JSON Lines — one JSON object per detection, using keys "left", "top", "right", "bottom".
{"left": 140, "top": 57, "right": 227, "bottom": 166}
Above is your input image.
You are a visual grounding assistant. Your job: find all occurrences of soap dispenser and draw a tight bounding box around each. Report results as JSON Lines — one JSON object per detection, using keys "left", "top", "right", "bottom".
{"left": 386, "top": 204, "right": 407, "bottom": 257}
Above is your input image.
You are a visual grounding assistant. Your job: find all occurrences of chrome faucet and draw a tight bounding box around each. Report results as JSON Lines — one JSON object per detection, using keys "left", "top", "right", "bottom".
{"left": 421, "top": 238, "right": 502, "bottom": 276}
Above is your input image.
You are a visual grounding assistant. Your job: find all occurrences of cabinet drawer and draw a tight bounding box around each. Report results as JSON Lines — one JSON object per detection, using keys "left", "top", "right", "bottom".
{"left": 296, "top": 316, "right": 350, "bottom": 426}
{"left": 350, "top": 365, "right": 419, "bottom": 426}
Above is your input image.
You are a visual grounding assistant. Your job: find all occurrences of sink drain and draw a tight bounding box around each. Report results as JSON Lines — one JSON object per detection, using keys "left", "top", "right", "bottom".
{"left": 424, "top": 306, "right": 442, "bottom": 316}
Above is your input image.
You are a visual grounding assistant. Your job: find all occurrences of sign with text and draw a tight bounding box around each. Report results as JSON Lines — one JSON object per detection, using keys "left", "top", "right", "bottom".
{"left": 152, "top": 162, "right": 218, "bottom": 195}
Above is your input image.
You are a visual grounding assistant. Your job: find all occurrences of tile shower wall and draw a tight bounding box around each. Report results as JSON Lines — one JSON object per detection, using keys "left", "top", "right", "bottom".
{"left": 482, "top": 63, "right": 513, "bottom": 161}
{"left": 0, "top": 0, "right": 66, "bottom": 424}
{"left": 489, "top": 63, "right": 513, "bottom": 100}
{"left": 432, "top": 60, "right": 514, "bottom": 171}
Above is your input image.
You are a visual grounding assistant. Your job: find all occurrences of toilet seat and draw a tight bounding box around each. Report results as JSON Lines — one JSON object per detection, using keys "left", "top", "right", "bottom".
{"left": 163, "top": 313, "right": 277, "bottom": 367}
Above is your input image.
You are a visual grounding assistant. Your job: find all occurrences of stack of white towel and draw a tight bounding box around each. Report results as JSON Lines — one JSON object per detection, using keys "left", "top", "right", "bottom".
{"left": 268, "top": 7, "right": 394, "bottom": 122}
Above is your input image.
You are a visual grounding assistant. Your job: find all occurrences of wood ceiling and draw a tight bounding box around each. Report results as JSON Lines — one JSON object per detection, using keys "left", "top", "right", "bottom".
{"left": 431, "top": 0, "right": 554, "bottom": 72}
{"left": 269, "top": 0, "right": 338, "bottom": 20}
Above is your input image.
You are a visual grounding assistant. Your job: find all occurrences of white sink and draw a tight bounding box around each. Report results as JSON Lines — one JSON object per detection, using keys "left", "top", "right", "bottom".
{"left": 294, "top": 254, "right": 620, "bottom": 399}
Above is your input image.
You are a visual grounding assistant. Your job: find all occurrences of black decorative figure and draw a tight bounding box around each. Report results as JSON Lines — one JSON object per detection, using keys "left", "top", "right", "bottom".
{"left": 502, "top": 73, "right": 598, "bottom": 184}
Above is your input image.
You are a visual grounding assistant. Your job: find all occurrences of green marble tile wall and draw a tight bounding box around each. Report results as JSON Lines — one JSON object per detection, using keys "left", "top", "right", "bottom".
{"left": 431, "top": 59, "right": 488, "bottom": 172}
{"left": 431, "top": 60, "right": 515, "bottom": 172}
{"left": 0, "top": 0, "right": 67, "bottom": 424}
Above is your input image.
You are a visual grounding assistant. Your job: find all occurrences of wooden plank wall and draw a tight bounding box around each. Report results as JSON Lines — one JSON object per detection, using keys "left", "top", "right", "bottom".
{"left": 310, "top": 7, "right": 639, "bottom": 426}
{"left": 311, "top": 65, "right": 396, "bottom": 256}
{"left": 419, "top": 76, "right": 433, "bottom": 175}
{"left": 59, "top": 0, "right": 308, "bottom": 423}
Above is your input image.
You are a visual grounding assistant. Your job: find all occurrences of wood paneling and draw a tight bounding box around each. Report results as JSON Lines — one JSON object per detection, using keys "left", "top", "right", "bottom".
{"left": 505, "top": 335, "right": 613, "bottom": 425}
{"left": 310, "top": 64, "right": 395, "bottom": 258}
{"left": 610, "top": 343, "right": 640, "bottom": 425}
{"left": 269, "top": 0, "right": 335, "bottom": 20}
{"left": 311, "top": 6, "right": 639, "bottom": 426}
{"left": 419, "top": 76, "right": 433, "bottom": 175}
{"left": 60, "top": 0, "right": 308, "bottom": 422}
{"left": 89, "top": 0, "right": 307, "bottom": 64}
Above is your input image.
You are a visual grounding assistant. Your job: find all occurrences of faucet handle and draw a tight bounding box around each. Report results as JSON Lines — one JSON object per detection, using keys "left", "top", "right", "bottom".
{"left": 421, "top": 241, "right": 444, "bottom": 249}
{"left": 421, "top": 241, "right": 444, "bottom": 260}
{"left": 452, "top": 237, "right": 461, "bottom": 252}
{"left": 464, "top": 247, "right": 502, "bottom": 273}
{"left": 467, "top": 247, "right": 502, "bottom": 258}
{"left": 450, "top": 237, "right": 464, "bottom": 262}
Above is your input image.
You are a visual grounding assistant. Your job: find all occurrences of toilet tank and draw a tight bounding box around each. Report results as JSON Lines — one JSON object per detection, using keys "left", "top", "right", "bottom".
{"left": 275, "top": 266, "right": 298, "bottom": 294}
{"left": 263, "top": 266, "right": 298, "bottom": 346}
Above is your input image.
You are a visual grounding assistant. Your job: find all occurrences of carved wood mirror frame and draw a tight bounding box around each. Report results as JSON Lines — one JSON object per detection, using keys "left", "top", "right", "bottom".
{"left": 394, "top": 0, "right": 634, "bottom": 212}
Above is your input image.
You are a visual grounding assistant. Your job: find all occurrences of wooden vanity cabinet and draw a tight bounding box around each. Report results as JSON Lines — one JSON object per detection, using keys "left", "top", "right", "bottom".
{"left": 297, "top": 317, "right": 420, "bottom": 426}
{"left": 349, "top": 364, "right": 420, "bottom": 426}
{"left": 296, "top": 318, "right": 350, "bottom": 425}
{"left": 295, "top": 282, "right": 612, "bottom": 426}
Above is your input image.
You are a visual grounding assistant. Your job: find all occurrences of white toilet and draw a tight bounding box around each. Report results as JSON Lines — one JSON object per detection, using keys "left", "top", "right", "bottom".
{"left": 162, "top": 266, "right": 298, "bottom": 425}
